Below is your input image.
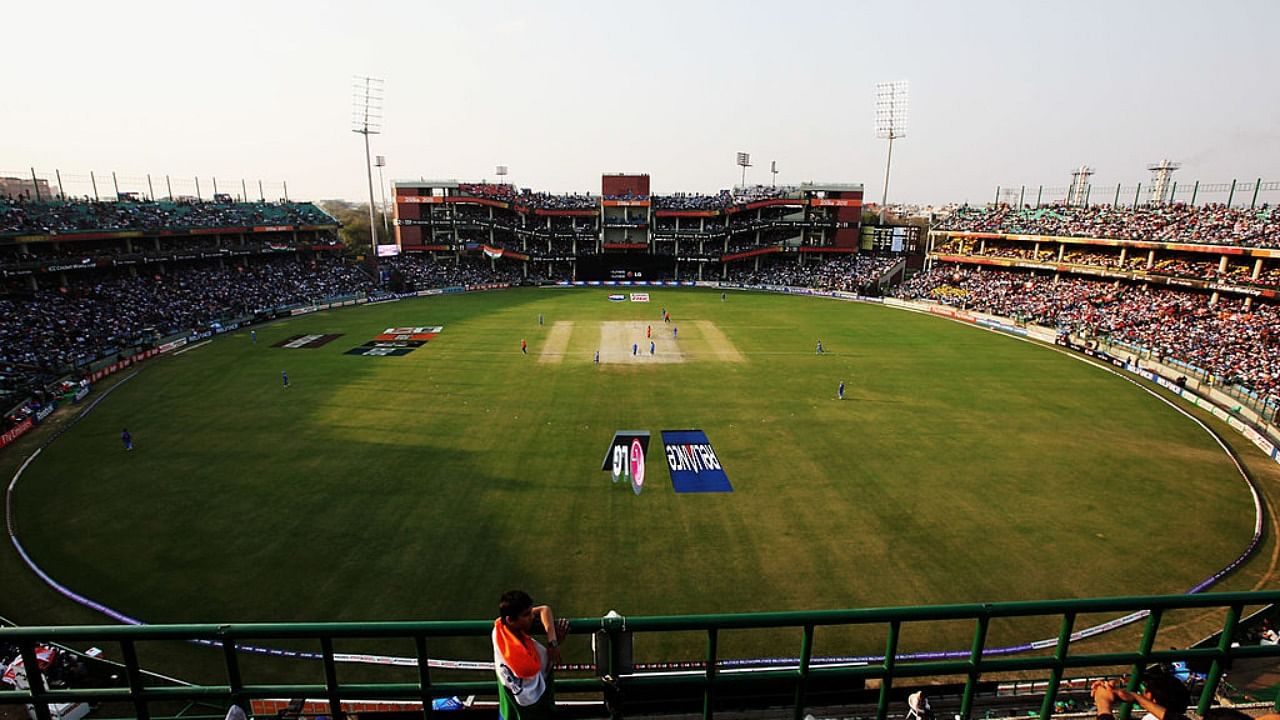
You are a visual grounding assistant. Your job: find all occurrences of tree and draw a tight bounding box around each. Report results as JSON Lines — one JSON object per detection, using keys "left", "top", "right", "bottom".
{"left": 317, "top": 200, "right": 392, "bottom": 253}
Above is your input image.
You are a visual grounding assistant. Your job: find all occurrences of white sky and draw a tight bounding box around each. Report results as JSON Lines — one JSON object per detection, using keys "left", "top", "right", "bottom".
{"left": 4, "top": 0, "right": 1277, "bottom": 205}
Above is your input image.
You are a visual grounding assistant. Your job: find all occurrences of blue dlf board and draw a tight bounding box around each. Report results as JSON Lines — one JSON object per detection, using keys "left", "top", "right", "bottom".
{"left": 661, "top": 430, "right": 733, "bottom": 493}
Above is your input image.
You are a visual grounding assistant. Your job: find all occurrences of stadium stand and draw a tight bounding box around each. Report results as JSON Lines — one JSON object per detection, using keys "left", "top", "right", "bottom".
{"left": 0, "top": 197, "right": 335, "bottom": 235}
{"left": 937, "top": 202, "right": 1280, "bottom": 248}
{"left": 896, "top": 266, "right": 1280, "bottom": 398}
{"left": 725, "top": 254, "right": 901, "bottom": 292}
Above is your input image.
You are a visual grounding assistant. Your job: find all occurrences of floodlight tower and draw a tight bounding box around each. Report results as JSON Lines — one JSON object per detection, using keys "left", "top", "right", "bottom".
{"left": 375, "top": 155, "right": 389, "bottom": 237}
{"left": 352, "top": 75, "right": 384, "bottom": 264}
{"left": 875, "top": 80, "right": 909, "bottom": 222}
{"left": 1147, "top": 159, "right": 1180, "bottom": 205}
{"left": 736, "top": 152, "right": 752, "bottom": 188}
{"left": 1067, "top": 165, "right": 1094, "bottom": 207}
{"left": 496, "top": 165, "right": 509, "bottom": 187}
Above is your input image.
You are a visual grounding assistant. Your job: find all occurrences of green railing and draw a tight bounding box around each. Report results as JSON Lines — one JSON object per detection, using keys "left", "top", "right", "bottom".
{"left": 3, "top": 590, "right": 1280, "bottom": 720}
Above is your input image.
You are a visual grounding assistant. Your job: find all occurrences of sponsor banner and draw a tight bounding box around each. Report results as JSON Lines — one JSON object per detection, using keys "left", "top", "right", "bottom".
{"left": 977, "top": 318, "right": 1029, "bottom": 337}
{"left": 608, "top": 294, "right": 626, "bottom": 302}
{"left": 1243, "top": 426, "right": 1276, "bottom": 456}
{"left": 661, "top": 430, "right": 733, "bottom": 493}
{"left": 290, "top": 306, "right": 321, "bottom": 316}
{"left": 72, "top": 386, "right": 90, "bottom": 403}
{"left": 158, "top": 337, "right": 189, "bottom": 353}
{"left": 0, "top": 418, "right": 34, "bottom": 450}
{"left": 601, "top": 431, "right": 651, "bottom": 496}
{"left": 809, "top": 198, "right": 862, "bottom": 207}
{"left": 602, "top": 199, "right": 651, "bottom": 207}
{"left": 630, "top": 293, "right": 650, "bottom": 303}
{"left": 1211, "top": 405, "right": 1231, "bottom": 422}
{"left": 33, "top": 403, "right": 56, "bottom": 423}
{"left": 375, "top": 327, "right": 442, "bottom": 342}
{"left": 274, "top": 334, "right": 343, "bottom": 349}
{"left": 348, "top": 326, "right": 441, "bottom": 356}
{"left": 344, "top": 344, "right": 417, "bottom": 357}
{"left": 1226, "top": 416, "right": 1246, "bottom": 432}
{"left": 722, "top": 246, "right": 781, "bottom": 262}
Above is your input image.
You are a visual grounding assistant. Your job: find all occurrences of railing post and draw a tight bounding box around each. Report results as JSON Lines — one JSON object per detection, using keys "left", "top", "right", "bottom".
{"left": 19, "top": 640, "right": 53, "bottom": 720}
{"left": 1114, "top": 183, "right": 1121, "bottom": 207}
{"left": 221, "top": 635, "right": 248, "bottom": 717}
{"left": 1252, "top": 178, "right": 1262, "bottom": 209}
{"left": 320, "top": 636, "right": 345, "bottom": 720}
{"left": 793, "top": 625, "right": 814, "bottom": 720}
{"left": 994, "top": 186, "right": 1000, "bottom": 205}
{"left": 120, "top": 639, "right": 151, "bottom": 720}
{"left": 414, "top": 635, "right": 434, "bottom": 720}
{"left": 1038, "top": 612, "right": 1076, "bottom": 720}
{"left": 877, "top": 620, "right": 902, "bottom": 720}
{"left": 960, "top": 613, "right": 990, "bottom": 720}
{"left": 1119, "top": 609, "right": 1162, "bottom": 720}
{"left": 1200, "top": 604, "right": 1242, "bottom": 715}
{"left": 30, "top": 168, "right": 41, "bottom": 201}
{"left": 1227, "top": 179, "right": 1236, "bottom": 208}
{"left": 703, "top": 628, "right": 718, "bottom": 720}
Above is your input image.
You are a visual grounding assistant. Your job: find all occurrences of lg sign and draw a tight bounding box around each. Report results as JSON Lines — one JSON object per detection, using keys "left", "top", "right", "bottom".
{"left": 602, "top": 429, "right": 733, "bottom": 495}
{"left": 601, "top": 431, "right": 650, "bottom": 495}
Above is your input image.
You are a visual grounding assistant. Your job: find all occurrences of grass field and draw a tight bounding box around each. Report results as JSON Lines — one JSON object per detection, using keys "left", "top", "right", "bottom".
{"left": 5, "top": 287, "right": 1263, "bottom": 662}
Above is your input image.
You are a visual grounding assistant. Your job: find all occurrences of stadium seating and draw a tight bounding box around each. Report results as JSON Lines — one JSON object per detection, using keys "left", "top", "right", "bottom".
{"left": 0, "top": 198, "right": 336, "bottom": 236}
{"left": 937, "top": 202, "right": 1280, "bottom": 248}
{"left": 896, "top": 266, "right": 1280, "bottom": 398}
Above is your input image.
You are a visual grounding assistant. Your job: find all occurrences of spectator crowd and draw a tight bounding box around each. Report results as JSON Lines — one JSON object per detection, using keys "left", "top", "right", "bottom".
{"left": 1, "top": 197, "right": 335, "bottom": 235}
{"left": 725, "top": 254, "right": 900, "bottom": 293}
{"left": 456, "top": 183, "right": 597, "bottom": 210}
{"left": 896, "top": 265, "right": 1280, "bottom": 397}
{"left": 938, "top": 203, "right": 1280, "bottom": 248}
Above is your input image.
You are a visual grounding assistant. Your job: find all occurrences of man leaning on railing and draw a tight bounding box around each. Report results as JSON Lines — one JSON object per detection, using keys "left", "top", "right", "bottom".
{"left": 492, "top": 590, "right": 570, "bottom": 720}
{"left": 1091, "top": 667, "right": 1190, "bottom": 720}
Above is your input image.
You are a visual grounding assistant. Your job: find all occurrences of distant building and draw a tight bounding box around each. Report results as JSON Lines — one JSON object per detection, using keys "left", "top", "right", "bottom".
{"left": 0, "top": 176, "right": 56, "bottom": 201}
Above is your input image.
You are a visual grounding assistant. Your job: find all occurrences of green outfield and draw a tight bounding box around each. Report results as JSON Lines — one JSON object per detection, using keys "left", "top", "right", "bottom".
{"left": 6, "top": 287, "right": 1261, "bottom": 659}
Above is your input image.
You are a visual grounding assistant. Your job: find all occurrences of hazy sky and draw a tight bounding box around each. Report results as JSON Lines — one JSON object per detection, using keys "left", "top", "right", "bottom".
{"left": 5, "top": 0, "right": 1278, "bottom": 205}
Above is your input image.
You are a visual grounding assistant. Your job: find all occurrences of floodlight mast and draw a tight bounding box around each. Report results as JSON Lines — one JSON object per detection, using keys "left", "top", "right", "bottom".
{"left": 352, "top": 75, "right": 384, "bottom": 273}
{"left": 736, "top": 152, "right": 752, "bottom": 188}
{"left": 875, "top": 80, "right": 909, "bottom": 223}
{"left": 375, "top": 155, "right": 389, "bottom": 237}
